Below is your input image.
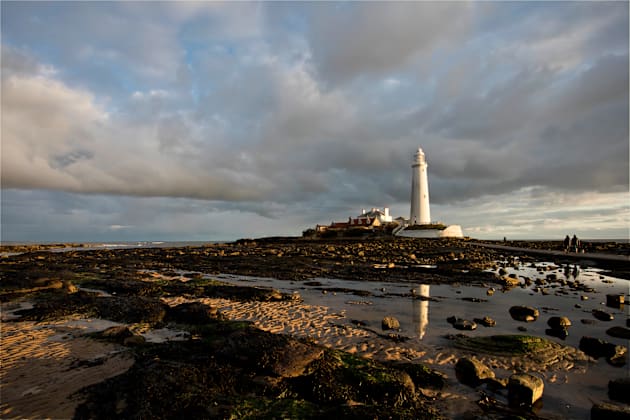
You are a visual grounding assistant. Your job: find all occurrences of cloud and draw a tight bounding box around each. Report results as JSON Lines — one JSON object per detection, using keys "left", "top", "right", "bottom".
{"left": 1, "top": 2, "right": 628, "bottom": 241}
{"left": 306, "top": 2, "right": 473, "bottom": 85}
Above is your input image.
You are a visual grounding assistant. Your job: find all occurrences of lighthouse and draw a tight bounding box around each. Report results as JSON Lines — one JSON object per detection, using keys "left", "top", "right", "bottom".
{"left": 410, "top": 147, "right": 431, "bottom": 225}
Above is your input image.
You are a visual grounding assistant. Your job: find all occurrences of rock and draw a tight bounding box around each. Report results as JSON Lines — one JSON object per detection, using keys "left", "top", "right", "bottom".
{"left": 167, "top": 302, "right": 218, "bottom": 324}
{"left": 500, "top": 277, "right": 520, "bottom": 288}
{"left": 101, "top": 325, "right": 133, "bottom": 340}
{"left": 473, "top": 316, "right": 496, "bottom": 327}
{"left": 123, "top": 335, "right": 146, "bottom": 346}
{"left": 591, "top": 401, "right": 630, "bottom": 420}
{"left": 606, "top": 326, "right": 630, "bottom": 340}
{"left": 447, "top": 316, "right": 477, "bottom": 330}
{"left": 581, "top": 295, "right": 589, "bottom": 301}
{"left": 63, "top": 281, "right": 79, "bottom": 294}
{"left": 509, "top": 306, "right": 539, "bottom": 322}
{"left": 545, "top": 328, "right": 568, "bottom": 339}
{"left": 606, "top": 294, "right": 625, "bottom": 308}
{"left": 389, "top": 361, "right": 448, "bottom": 390}
{"left": 593, "top": 309, "right": 614, "bottom": 321}
{"left": 454, "top": 319, "right": 477, "bottom": 331}
{"left": 517, "top": 326, "right": 528, "bottom": 332}
{"left": 547, "top": 316, "right": 571, "bottom": 329}
{"left": 486, "top": 288, "right": 495, "bottom": 296}
{"left": 579, "top": 336, "right": 627, "bottom": 365}
{"left": 382, "top": 316, "right": 400, "bottom": 331}
{"left": 508, "top": 373, "right": 544, "bottom": 407}
{"left": 455, "top": 357, "right": 495, "bottom": 387}
{"left": 609, "top": 377, "right": 630, "bottom": 404}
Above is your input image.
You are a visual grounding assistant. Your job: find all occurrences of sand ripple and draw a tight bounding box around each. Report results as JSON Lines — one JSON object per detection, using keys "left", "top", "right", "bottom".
{"left": 1, "top": 321, "right": 134, "bottom": 419}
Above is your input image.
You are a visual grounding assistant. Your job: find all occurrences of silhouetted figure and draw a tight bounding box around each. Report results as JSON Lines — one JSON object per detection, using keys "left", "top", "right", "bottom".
{"left": 563, "top": 235, "right": 571, "bottom": 252}
{"left": 570, "top": 235, "right": 580, "bottom": 253}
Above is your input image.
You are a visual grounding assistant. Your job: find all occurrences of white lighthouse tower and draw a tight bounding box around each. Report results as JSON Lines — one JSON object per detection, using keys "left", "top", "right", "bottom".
{"left": 410, "top": 147, "right": 431, "bottom": 225}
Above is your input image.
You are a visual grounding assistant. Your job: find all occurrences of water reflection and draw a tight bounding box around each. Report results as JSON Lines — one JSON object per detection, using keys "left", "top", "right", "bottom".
{"left": 412, "top": 284, "right": 430, "bottom": 339}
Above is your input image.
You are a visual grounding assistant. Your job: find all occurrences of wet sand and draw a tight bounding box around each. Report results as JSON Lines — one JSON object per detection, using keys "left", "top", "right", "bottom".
{"left": 0, "top": 317, "right": 134, "bottom": 419}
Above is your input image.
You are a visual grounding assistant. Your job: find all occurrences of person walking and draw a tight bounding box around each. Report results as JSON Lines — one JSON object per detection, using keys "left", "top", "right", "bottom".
{"left": 563, "top": 235, "right": 570, "bottom": 252}
{"left": 570, "top": 234, "right": 580, "bottom": 253}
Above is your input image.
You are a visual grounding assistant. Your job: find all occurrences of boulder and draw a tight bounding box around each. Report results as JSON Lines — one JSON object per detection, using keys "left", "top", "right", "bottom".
{"left": 609, "top": 377, "right": 630, "bottom": 404}
{"left": 607, "top": 326, "right": 630, "bottom": 340}
{"left": 123, "top": 335, "right": 146, "bottom": 346}
{"left": 101, "top": 325, "right": 133, "bottom": 340}
{"left": 508, "top": 373, "right": 544, "bottom": 407}
{"left": 455, "top": 357, "right": 495, "bottom": 387}
{"left": 592, "top": 309, "right": 614, "bottom": 321}
{"left": 579, "top": 336, "right": 627, "bottom": 365}
{"left": 545, "top": 328, "right": 569, "bottom": 340}
{"left": 382, "top": 316, "right": 400, "bottom": 331}
{"left": 167, "top": 302, "right": 218, "bottom": 324}
{"left": 509, "top": 306, "right": 539, "bottom": 322}
{"left": 547, "top": 316, "right": 571, "bottom": 329}
{"left": 591, "top": 401, "right": 630, "bottom": 420}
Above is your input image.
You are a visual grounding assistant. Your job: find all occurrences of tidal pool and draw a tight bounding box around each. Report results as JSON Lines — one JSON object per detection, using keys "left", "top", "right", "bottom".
{"left": 214, "top": 260, "right": 629, "bottom": 419}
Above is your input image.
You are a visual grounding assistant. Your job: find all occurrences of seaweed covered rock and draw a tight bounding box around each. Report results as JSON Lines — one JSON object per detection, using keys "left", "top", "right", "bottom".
{"left": 219, "top": 328, "right": 324, "bottom": 378}
{"left": 388, "top": 361, "right": 448, "bottom": 390}
{"left": 295, "top": 349, "right": 416, "bottom": 407}
{"left": 75, "top": 326, "right": 440, "bottom": 420}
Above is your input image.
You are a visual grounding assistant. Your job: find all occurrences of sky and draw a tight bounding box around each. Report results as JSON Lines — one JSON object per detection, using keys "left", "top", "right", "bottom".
{"left": 1, "top": 1, "right": 628, "bottom": 242}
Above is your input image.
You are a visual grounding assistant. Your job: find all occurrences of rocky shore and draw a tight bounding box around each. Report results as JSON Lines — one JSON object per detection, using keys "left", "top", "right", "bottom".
{"left": 1, "top": 238, "right": 628, "bottom": 419}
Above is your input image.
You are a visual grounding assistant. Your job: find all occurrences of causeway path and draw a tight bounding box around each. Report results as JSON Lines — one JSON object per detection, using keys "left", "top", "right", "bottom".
{"left": 470, "top": 242, "right": 630, "bottom": 264}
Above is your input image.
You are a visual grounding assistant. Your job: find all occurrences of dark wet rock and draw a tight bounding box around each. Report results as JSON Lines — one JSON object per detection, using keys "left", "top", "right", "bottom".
{"left": 100, "top": 325, "right": 133, "bottom": 341}
{"left": 455, "top": 357, "right": 495, "bottom": 387}
{"left": 381, "top": 316, "right": 400, "bottom": 331}
{"left": 606, "top": 294, "right": 625, "bottom": 307}
{"left": 123, "top": 335, "right": 146, "bottom": 346}
{"left": 167, "top": 302, "right": 218, "bottom": 324}
{"left": 509, "top": 305, "right": 539, "bottom": 322}
{"left": 591, "top": 401, "right": 630, "bottom": 420}
{"left": 508, "top": 373, "right": 544, "bottom": 407}
{"left": 606, "top": 326, "right": 630, "bottom": 340}
{"left": 579, "top": 336, "right": 627, "bottom": 365}
{"left": 581, "top": 319, "right": 596, "bottom": 325}
{"left": 593, "top": 309, "right": 614, "bottom": 321}
{"left": 219, "top": 329, "right": 324, "bottom": 378}
{"left": 473, "top": 316, "right": 496, "bottom": 327}
{"left": 517, "top": 326, "right": 527, "bottom": 332}
{"left": 547, "top": 316, "right": 571, "bottom": 329}
{"left": 545, "top": 328, "right": 569, "bottom": 339}
{"left": 609, "top": 377, "right": 630, "bottom": 404}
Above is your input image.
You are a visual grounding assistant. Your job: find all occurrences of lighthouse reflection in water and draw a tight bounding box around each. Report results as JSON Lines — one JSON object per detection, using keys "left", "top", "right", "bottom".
{"left": 412, "top": 284, "right": 430, "bottom": 339}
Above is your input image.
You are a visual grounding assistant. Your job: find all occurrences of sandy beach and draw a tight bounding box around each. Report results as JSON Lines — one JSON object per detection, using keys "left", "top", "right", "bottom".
{"left": 0, "top": 316, "right": 134, "bottom": 419}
